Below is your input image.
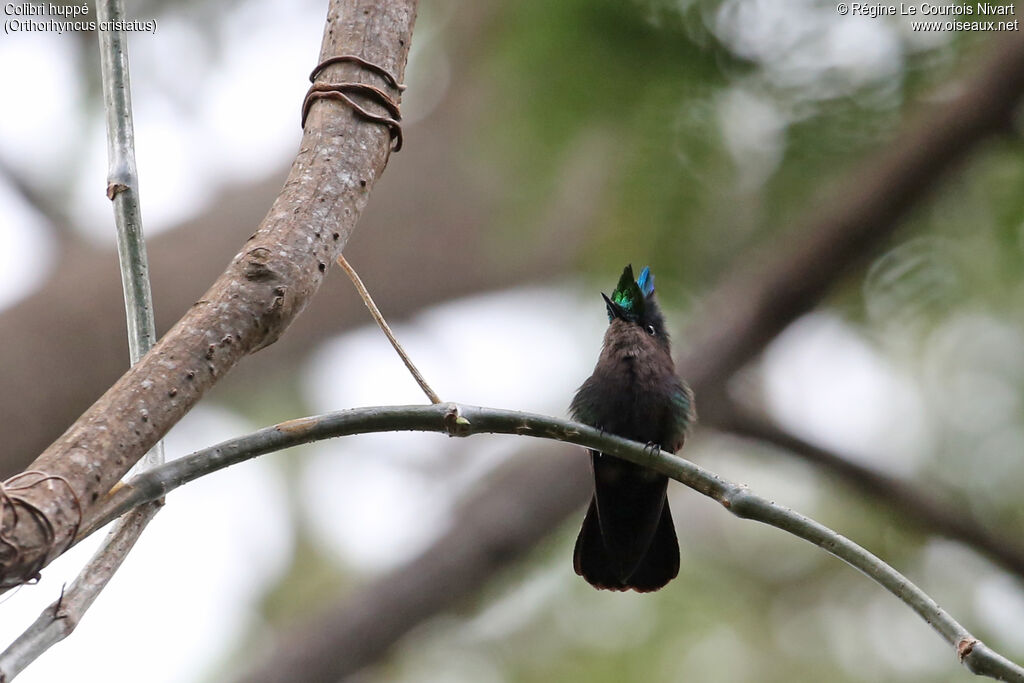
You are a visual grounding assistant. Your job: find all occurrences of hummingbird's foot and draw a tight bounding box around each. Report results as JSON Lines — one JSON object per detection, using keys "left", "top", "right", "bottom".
{"left": 642, "top": 441, "right": 662, "bottom": 458}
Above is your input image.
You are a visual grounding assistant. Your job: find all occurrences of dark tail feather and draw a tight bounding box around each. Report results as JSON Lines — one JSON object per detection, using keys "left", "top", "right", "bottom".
{"left": 574, "top": 497, "right": 628, "bottom": 591}
{"left": 621, "top": 503, "right": 679, "bottom": 592}
{"left": 573, "top": 495, "right": 680, "bottom": 592}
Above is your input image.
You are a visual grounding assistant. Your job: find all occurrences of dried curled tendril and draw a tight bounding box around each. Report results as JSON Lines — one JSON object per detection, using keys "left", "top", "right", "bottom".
{"left": 301, "top": 54, "right": 406, "bottom": 152}
{"left": 0, "top": 471, "right": 82, "bottom": 587}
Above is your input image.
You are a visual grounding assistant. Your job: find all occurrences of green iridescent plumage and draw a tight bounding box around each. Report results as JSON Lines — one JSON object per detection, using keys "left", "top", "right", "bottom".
{"left": 608, "top": 265, "right": 646, "bottom": 319}
{"left": 671, "top": 382, "right": 697, "bottom": 440}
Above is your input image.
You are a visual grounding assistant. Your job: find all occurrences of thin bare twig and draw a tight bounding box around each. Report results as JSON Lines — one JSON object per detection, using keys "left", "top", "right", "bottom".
{"left": 336, "top": 253, "right": 442, "bottom": 403}
{"left": 50, "top": 402, "right": 1024, "bottom": 682}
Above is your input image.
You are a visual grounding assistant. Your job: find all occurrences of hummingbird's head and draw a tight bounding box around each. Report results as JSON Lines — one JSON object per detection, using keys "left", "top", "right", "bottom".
{"left": 602, "top": 264, "right": 668, "bottom": 341}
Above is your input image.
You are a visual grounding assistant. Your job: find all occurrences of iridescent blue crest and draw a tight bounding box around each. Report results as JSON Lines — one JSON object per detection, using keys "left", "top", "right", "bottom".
{"left": 637, "top": 266, "right": 654, "bottom": 298}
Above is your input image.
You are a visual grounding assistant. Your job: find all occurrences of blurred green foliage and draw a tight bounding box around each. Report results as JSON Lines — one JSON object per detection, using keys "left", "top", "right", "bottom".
{"left": 215, "top": 0, "right": 1024, "bottom": 681}
{"left": 393, "top": 0, "right": 1024, "bottom": 681}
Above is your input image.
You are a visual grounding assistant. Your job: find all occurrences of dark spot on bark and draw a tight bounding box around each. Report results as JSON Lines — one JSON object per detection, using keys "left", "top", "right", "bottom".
{"left": 168, "top": 388, "right": 178, "bottom": 398}
{"left": 206, "top": 344, "right": 216, "bottom": 359}
{"left": 332, "top": 232, "right": 339, "bottom": 240}
{"left": 400, "top": 39, "right": 405, "bottom": 46}
{"left": 95, "top": 473, "right": 101, "bottom": 482}
{"left": 186, "top": 371, "right": 195, "bottom": 380}
{"left": 221, "top": 335, "right": 233, "bottom": 345}
{"left": 315, "top": 231, "right": 321, "bottom": 239}
{"left": 91, "top": 492, "right": 99, "bottom": 502}
{"left": 360, "top": 179, "right": 366, "bottom": 187}
{"left": 318, "top": 262, "right": 326, "bottom": 272}
{"left": 271, "top": 286, "right": 287, "bottom": 312}
{"left": 141, "top": 414, "right": 148, "bottom": 422}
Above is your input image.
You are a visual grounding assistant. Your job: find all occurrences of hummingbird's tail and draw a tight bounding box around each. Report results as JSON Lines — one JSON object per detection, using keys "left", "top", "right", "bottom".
{"left": 573, "top": 458, "right": 680, "bottom": 592}
{"left": 620, "top": 503, "right": 679, "bottom": 591}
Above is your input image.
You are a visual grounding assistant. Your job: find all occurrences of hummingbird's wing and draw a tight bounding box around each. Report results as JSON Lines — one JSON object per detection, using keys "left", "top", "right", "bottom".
{"left": 665, "top": 381, "right": 697, "bottom": 452}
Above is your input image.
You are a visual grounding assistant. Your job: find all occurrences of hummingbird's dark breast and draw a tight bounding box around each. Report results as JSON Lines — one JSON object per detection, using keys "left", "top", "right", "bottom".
{"left": 570, "top": 320, "right": 687, "bottom": 452}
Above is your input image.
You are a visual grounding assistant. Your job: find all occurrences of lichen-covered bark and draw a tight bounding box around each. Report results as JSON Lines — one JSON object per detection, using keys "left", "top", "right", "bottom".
{"left": 0, "top": 0, "right": 418, "bottom": 589}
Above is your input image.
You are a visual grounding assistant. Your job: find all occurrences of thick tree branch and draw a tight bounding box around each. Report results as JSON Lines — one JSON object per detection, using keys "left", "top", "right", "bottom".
{"left": 237, "top": 32, "right": 1024, "bottom": 680}
{"left": 0, "top": 0, "right": 419, "bottom": 589}
{"left": 37, "top": 402, "right": 1024, "bottom": 682}
{"left": 0, "top": 3, "right": 545, "bottom": 480}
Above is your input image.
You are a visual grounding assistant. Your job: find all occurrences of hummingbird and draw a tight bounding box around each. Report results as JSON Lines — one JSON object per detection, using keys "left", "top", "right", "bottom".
{"left": 571, "top": 265, "right": 695, "bottom": 592}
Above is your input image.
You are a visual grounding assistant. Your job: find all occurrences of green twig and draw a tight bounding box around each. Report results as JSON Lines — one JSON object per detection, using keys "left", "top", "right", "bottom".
{"left": 0, "top": 3, "right": 166, "bottom": 680}
{"left": 100, "top": 0, "right": 164, "bottom": 470}
{"left": 76, "top": 402, "right": 1024, "bottom": 682}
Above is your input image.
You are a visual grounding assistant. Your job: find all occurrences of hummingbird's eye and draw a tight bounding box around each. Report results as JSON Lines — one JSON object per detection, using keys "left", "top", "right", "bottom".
{"left": 646, "top": 324, "right": 656, "bottom": 336}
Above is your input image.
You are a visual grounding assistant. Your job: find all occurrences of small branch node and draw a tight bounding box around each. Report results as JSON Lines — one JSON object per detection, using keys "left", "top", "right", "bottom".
{"left": 443, "top": 403, "right": 472, "bottom": 437}
{"left": 958, "top": 637, "right": 979, "bottom": 662}
{"left": 52, "top": 583, "right": 69, "bottom": 620}
{"left": 105, "top": 182, "right": 128, "bottom": 200}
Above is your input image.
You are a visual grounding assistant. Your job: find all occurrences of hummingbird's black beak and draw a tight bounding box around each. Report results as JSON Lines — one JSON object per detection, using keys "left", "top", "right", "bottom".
{"left": 602, "top": 292, "right": 627, "bottom": 321}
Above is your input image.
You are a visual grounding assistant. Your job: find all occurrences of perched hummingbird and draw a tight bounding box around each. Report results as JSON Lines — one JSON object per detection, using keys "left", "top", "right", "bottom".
{"left": 571, "top": 265, "right": 695, "bottom": 592}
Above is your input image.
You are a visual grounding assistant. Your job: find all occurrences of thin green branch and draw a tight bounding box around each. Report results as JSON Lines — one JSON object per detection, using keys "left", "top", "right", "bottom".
{"left": 0, "top": 2, "right": 166, "bottom": 679}
{"left": 99, "top": 0, "right": 164, "bottom": 469}
{"left": 706, "top": 403, "right": 1024, "bottom": 583}
{"left": 76, "top": 403, "right": 1024, "bottom": 682}
{"left": 101, "top": 6, "right": 155, "bottom": 363}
